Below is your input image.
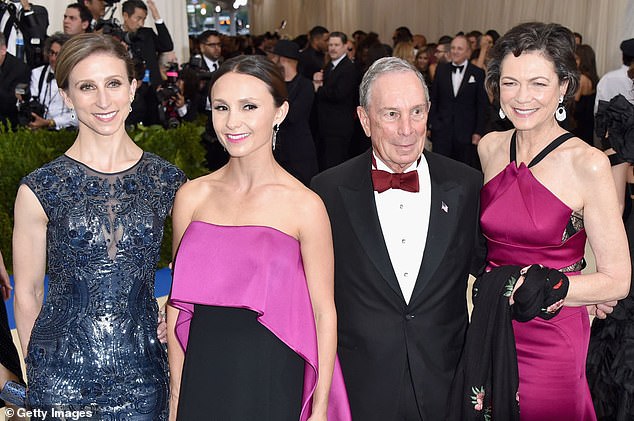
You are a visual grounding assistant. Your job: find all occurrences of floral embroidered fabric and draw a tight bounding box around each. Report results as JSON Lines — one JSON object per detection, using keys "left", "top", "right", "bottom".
{"left": 21, "top": 153, "right": 185, "bottom": 419}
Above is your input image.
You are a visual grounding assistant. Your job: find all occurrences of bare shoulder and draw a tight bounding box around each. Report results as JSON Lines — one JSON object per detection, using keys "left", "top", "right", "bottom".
{"left": 569, "top": 139, "right": 611, "bottom": 180}
{"left": 478, "top": 130, "right": 512, "bottom": 157}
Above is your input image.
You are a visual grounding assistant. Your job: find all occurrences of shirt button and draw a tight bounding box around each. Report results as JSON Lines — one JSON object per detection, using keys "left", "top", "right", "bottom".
{"left": 404, "top": 272, "right": 409, "bottom": 277}
{"left": 401, "top": 238, "right": 406, "bottom": 244}
{"left": 405, "top": 313, "right": 415, "bottom": 320}
{"left": 399, "top": 204, "right": 404, "bottom": 209}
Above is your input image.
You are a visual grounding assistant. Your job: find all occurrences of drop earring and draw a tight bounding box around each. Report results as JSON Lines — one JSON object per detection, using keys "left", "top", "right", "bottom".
{"left": 70, "top": 108, "right": 75, "bottom": 120}
{"left": 499, "top": 108, "right": 506, "bottom": 119}
{"left": 555, "top": 96, "right": 566, "bottom": 122}
{"left": 272, "top": 124, "right": 279, "bottom": 150}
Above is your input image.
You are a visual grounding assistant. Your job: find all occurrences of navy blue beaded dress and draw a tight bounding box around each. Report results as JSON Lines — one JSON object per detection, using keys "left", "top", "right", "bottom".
{"left": 20, "top": 152, "right": 186, "bottom": 420}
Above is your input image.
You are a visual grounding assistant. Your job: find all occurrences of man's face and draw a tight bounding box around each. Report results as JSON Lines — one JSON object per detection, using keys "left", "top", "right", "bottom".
{"left": 358, "top": 71, "right": 429, "bottom": 173}
{"left": 450, "top": 36, "right": 470, "bottom": 65}
{"left": 328, "top": 36, "right": 347, "bottom": 61}
{"left": 314, "top": 33, "right": 329, "bottom": 53}
{"left": 434, "top": 44, "right": 449, "bottom": 64}
{"left": 123, "top": 7, "right": 147, "bottom": 33}
{"left": 200, "top": 35, "right": 222, "bottom": 61}
{"left": 48, "top": 42, "right": 62, "bottom": 71}
{"left": 64, "top": 7, "right": 88, "bottom": 35}
{"left": 84, "top": 0, "right": 105, "bottom": 20}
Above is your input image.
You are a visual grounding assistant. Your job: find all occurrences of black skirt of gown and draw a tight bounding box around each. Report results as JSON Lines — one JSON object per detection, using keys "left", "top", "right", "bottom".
{"left": 177, "top": 305, "right": 305, "bottom": 421}
{"left": 587, "top": 194, "right": 634, "bottom": 420}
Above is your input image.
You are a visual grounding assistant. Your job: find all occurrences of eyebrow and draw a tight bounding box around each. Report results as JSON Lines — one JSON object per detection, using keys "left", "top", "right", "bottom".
{"left": 74, "top": 75, "right": 125, "bottom": 84}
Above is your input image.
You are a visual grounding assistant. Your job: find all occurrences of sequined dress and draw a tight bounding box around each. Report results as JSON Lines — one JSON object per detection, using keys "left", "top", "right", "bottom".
{"left": 480, "top": 132, "right": 595, "bottom": 420}
{"left": 21, "top": 152, "right": 186, "bottom": 419}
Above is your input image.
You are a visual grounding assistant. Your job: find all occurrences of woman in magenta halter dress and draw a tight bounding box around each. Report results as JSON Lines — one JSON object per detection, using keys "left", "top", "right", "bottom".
{"left": 480, "top": 131, "right": 594, "bottom": 419}
{"left": 475, "top": 23, "right": 630, "bottom": 420}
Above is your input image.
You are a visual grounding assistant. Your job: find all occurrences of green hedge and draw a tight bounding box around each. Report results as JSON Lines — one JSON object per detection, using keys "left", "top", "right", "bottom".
{"left": 0, "top": 123, "right": 208, "bottom": 272}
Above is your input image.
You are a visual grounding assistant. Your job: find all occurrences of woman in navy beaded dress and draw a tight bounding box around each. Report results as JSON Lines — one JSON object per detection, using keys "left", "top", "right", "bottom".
{"left": 12, "top": 34, "right": 186, "bottom": 420}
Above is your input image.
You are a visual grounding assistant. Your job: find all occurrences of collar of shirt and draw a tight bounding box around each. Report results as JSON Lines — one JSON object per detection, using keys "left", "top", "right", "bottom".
{"left": 451, "top": 60, "right": 468, "bottom": 73}
{"left": 203, "top": 56, "right": 219, "bottom": 71}
{"left": 373, "top": 151, "right": 419, "bottom": 174}
{"left": 330, "top": 54, "right": 346, "bottom": 69}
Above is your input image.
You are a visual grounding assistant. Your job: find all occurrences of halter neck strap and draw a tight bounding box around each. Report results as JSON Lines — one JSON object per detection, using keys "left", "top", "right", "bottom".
{"left": 510, "top": 131, "right": 575, "bottom": 168}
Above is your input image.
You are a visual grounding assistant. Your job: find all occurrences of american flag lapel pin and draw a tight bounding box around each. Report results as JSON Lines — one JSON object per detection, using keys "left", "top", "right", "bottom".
{"left": 441, "top": 201, "right": 448, "bottom": 213}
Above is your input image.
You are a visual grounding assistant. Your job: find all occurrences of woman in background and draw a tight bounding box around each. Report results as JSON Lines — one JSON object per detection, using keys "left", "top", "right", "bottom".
{"left": 572, "top": 44, "right": 600, "bottom": 145}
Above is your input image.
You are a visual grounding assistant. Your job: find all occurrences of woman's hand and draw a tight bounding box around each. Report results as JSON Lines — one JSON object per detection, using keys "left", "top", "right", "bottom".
{"left": 588, "top": 301, "right": 618, "bottom": 319}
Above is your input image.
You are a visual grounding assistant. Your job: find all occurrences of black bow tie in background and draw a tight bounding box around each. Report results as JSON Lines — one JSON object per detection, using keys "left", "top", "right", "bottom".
{"left": 451, "top": 64, "right": 464, "bottom": 73}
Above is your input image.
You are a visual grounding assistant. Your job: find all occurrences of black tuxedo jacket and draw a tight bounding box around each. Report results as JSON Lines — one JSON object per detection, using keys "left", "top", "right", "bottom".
{"left": 0, "top": 52, "right": 31, "bottom": 128}
{"left": 429, "top": 62, "right": 487, "bottom": 145}
{"left": 128, "top": 23, "right": 174, "bottom": 87}
{"left": 311, "top": 149, "right": 486, "bottom": 420}
{"left": 315, "top": 56, "right": 359, "bottom": 138}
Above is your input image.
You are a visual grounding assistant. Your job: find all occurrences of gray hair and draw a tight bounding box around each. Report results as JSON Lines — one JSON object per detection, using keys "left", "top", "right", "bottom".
{"left": 359, "top": 56, "right": 429, "bottom": 109}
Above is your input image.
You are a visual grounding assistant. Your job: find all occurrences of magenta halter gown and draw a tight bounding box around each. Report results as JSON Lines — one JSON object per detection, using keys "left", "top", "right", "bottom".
{"left": 480, "top": 132, "right": 596, "bottom": 421}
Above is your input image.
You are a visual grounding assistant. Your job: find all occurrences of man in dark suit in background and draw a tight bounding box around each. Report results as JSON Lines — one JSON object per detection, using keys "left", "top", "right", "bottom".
{"left": 121, "top": 0, "right": 172, "bottom": 126}
{"left": 313, "top": 31, "right": 359, "bottom": 170}
{"left": 429, "top": 34, "right": 487, "bottom": 168}
{"left": 298, "top": 25, "right": 328, "bottom": 80}
{"left": 0, "top": 0, "right": 48, "bottom": 68}
{"left": 0, "top": 32, "right": 30, "bottom": 128}
{"left": 311, "top": 57, "right": 485, "bottom": 421}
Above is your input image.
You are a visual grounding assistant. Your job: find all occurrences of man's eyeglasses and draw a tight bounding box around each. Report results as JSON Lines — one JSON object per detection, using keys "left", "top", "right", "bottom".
{"left": 48, "top": 50, "right": 60, "bottom": 57}
{"left": 202, "top": 42, "right": 221, "bottom": 47}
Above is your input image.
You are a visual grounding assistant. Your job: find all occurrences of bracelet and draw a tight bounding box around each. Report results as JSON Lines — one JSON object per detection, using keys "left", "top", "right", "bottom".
{"left": 48, "top": 119, "right": 55, "bottom": 128}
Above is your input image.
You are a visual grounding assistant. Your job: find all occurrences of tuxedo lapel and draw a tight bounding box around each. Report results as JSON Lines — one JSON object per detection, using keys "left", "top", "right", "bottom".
{"left": 338, "top": 151, "right": 404, "bottom": 301}
{"left": 456, "top": 64, "right": 473, "bottom": 98}
{"left": 409, "top": 152, "right": 462, "bottom": 304}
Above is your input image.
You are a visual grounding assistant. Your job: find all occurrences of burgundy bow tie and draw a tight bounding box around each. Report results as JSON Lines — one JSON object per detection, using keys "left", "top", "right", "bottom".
{"left": 371, "top": 169, "right": 420, "bottom": 193}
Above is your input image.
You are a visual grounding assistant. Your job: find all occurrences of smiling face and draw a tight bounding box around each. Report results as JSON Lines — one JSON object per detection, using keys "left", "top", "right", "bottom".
{"left": 499, "top": 51, "right": 568, "bottom": 132}
{"left": 450, "top": 36, "right": 470, "bottom": 65}
{"left": 358, "top": 70, "right": 429, "bottom": 173}
{"left": 210, "top": 72, "right": 288, "bottom": 158}
{"left": 61, "top": 53, "right": 136, "bottom": 138}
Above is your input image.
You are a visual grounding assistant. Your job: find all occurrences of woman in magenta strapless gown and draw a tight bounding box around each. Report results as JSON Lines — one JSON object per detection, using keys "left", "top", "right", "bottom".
{"left": 477, "top": 23, "right": 630, "bottom": 420}
{"left": 166, "top": 55, "right": 351, "bottom": 421}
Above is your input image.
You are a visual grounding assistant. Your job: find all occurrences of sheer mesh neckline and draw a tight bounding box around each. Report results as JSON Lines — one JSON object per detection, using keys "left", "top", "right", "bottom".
{"left": 62, "top": 152, "right": 145, "bottom": 176}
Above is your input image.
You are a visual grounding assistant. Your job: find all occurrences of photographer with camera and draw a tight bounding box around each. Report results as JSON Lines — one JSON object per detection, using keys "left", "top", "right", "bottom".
{"left": 23, "top": 32, "right": 76, "bottom": 130}
{"left": 0, "top": 32, "right": 30, "bottom": 128}
{"left": 155, "top": 59, "right": 200, "bottom": 128}
{"left": 0, "top": 0, "right": 49, "bottom": 68}
{"left": 81, "top": 0, "right": 105, "bottom": 29}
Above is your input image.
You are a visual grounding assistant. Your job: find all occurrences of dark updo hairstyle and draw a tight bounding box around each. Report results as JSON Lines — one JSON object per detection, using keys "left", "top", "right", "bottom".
{"left": 55, "top": 33, "right": 135, "bottom": 90}
{"left": 210, "top": 55, "right": 288, "bottom": 107}
{"left": 485, "top": 22, "right": 579, "bottom": 105}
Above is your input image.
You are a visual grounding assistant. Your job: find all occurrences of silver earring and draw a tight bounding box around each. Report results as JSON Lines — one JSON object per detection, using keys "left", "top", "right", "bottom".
{"left": 555, "top": 96, "right": 566, "bottom": 122}
{"left": 499, "top": 108, "right": 506, "bottom": 119}
{"left": 70, "top": 109, "right": 75, "bottom": 120}
{"left": 272, "top": 124, "right": 279, "bottom": 151}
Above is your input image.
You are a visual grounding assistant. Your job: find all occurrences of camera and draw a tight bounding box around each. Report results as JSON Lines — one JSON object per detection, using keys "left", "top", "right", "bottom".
{"left": 156, "top": 63, "right": 181, "bottom": 102}
{"left": 15, "top": 83, "right": 46, "bottom": 126}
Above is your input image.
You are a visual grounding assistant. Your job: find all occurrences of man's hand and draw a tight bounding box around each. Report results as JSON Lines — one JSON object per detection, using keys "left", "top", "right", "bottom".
{"left": 28, "top": 113, "right": 52, "bottom": 130}
{"left": 146, "top": 0, "right": 161, "bottom": 21}
{"left": 588, "top": 301, "right": 618, "bottom": 319}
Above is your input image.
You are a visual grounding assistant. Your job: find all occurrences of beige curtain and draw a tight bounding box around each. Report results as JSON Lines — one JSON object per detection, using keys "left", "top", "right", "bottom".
{"left": 250, "top": 0, "right": 634, "bottom": 76}
{"left": 31, "top": 0, "right": 634, "bottom": 75}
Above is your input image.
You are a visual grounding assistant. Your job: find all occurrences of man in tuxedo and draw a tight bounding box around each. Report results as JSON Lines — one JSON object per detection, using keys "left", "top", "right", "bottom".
{"left": 311, "top": 57, "right": 485, "bottom": 421}
{"left": 0, "top": 0, "right": 48, "bottom": 68}
{"left": 429, "top": 35, "right": 487, "bottom": 168}
{"left": 0, "top": 32, "right": 30, "bottom": 128}
{"left": 313, "top": 31, "right": 359, "bottom": 170}
{"left": 298, "top": 25, "right": 328, "bottom": 80}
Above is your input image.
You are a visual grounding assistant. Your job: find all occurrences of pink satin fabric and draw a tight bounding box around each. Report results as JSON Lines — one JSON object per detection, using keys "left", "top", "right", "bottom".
{"left": 170, "top": 221, "right": 351, "bottom": 421}
{"left": 481, "top": 163, "right": 595, "bottom": 421}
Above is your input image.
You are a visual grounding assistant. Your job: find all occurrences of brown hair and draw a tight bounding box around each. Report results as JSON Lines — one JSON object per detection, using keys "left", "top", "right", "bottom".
{"left": 55, "top": 33, "right": 134, "bottom": 90}
{"left": 486, "top": 22, "right": 579, "bottom": 105}
{"left": 210, "top": 55, "right": 287, "bottom": 107}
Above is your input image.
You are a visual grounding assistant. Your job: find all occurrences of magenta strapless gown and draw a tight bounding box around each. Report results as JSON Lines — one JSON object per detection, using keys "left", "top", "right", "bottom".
{"left": 481, "top": 162, "right": 596, "bottom": 421}
{"left": 170, "top": 221, "right": 351, "bottom": 421}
